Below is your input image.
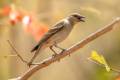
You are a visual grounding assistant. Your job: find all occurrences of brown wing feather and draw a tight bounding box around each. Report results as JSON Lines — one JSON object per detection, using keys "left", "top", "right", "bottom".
{"left": 31, "top": 21, "right": 65, "bottom": 52}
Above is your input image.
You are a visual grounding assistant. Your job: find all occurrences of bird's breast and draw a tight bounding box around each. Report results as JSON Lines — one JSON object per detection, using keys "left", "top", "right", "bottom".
{"left": 49, "top": 23, "right": 73, "bottom": 44}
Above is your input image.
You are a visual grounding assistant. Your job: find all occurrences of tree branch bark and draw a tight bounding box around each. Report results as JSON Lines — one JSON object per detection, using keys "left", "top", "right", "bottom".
{"left": 11, "top": 17, "right": 120, "bottom": 80}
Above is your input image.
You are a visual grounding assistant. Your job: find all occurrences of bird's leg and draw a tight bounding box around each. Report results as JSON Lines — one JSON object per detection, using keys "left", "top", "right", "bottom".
{"left": 54, "top": 44, "right": 66, "bottom": 52}
{"left": 49, "top": 46, "right": 58, "bottom": 57}
{"left": 54, "top": 44, "right": 70, "bottom": 56}
{"left": 50, "top": 46, "right": 61, "bottom": 61}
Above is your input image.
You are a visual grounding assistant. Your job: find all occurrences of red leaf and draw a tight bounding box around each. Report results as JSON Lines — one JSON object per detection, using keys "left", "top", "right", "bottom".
{"left": 2, "top": 5, "right": 11, "bottom": 16}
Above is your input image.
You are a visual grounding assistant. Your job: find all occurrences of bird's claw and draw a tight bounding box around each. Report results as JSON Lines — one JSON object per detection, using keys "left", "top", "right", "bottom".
{"left": 52, "top": 53, "right": 57, "bottom": 57}
{"left": 27, "top": 62, "right": 32, "bottom": 67}
{"left": 61, "top": 48, "right": 66, "bottom": 53}
{"left": 61, "top": 49, "right": 70, "bottom": 56}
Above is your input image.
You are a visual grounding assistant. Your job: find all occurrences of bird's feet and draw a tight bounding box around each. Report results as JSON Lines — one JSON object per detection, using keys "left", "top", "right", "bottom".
{"left": 60, "top": 49, "right": 70, "bottom": 56}
{"left": 52, "top": 53, "right": 61, "bottom": 62}
{"left": 52, "top": 53, "right": 58, "bottom": 57}
{"left": 27, "top": 61, "right": 33, "bottom": 67}
{"left": 61, "top": 48, "right": 66, "bottom": 53}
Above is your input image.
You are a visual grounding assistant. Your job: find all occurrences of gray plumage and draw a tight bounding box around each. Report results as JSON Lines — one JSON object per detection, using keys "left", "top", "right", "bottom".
{"left": 31, "top": 19, "right": 72, "bottom": 52}
{"left": 29, "top": 13, "right": 85, "bottom": 65}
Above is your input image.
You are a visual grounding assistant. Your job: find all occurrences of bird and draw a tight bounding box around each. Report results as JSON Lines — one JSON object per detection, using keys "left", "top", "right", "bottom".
{"left": 29, "top": 13, "right": 85, "bottom": 65}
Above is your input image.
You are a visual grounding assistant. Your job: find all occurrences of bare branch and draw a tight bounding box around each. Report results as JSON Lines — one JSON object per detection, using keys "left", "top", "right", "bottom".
{"left": 11, "top": 17, "right": 120, "bottom": 80}
{"left": 111, "top": 67, "right": 120, "bottom": 73}
{"left": 7, "top": 40, "right": 28, "bottom": 64}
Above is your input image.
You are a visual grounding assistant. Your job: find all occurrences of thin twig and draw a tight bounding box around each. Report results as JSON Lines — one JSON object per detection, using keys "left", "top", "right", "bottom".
{"left": 111, "top": 67, "right": 120, "bottom": 73}
{"left": 10, "top": 17, "right": 120, "bottom": 80}
{"left": 7, "top": 40, "right": 28, "bottom": 64}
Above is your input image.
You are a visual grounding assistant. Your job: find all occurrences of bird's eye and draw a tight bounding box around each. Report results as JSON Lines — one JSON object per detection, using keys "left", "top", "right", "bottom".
{"left": 73, "top": 15, "right": 81, "bottom": 19}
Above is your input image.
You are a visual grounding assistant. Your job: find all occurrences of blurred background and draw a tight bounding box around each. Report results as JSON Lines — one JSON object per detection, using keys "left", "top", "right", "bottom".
{"left": 0, "top": 0, "right": 120, "bottom": 80}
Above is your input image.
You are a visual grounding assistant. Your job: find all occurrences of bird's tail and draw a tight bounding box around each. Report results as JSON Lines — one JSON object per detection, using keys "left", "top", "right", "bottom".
{"left": 30, "top": 44, "right": 43, "bottom": 64}
{"left": 31, "top": 44, "right": 39, "bottom": 52}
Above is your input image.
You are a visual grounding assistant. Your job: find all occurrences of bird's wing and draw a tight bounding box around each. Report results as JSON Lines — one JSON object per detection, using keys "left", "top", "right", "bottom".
{"left": 31, "top": 21, "right": 65, "bottom": 52}
{"left": 40, "top": 21, "right": 65, "bottom": 43}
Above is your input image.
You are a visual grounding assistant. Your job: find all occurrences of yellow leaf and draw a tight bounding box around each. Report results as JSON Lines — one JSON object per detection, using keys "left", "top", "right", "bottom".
{"left": 105, "top": 65, "right": 111, "bottom": 72}
{"left": 89, "top": 50, "right": 111, "bottom": 72}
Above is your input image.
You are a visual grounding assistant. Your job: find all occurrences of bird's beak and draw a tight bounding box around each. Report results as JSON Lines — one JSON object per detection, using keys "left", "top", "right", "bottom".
{"left": 80, "top": 16, "right": 85, "bottom": 22}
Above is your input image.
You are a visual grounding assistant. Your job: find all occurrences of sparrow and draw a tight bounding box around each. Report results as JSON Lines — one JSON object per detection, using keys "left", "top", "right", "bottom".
{"left": 29, "top": 13, "right": 85, "bottom": 65}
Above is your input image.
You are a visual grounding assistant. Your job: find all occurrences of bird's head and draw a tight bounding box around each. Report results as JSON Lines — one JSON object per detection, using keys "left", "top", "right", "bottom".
{"left": 69, "top": 13, "right": 85, "bottom": 23}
